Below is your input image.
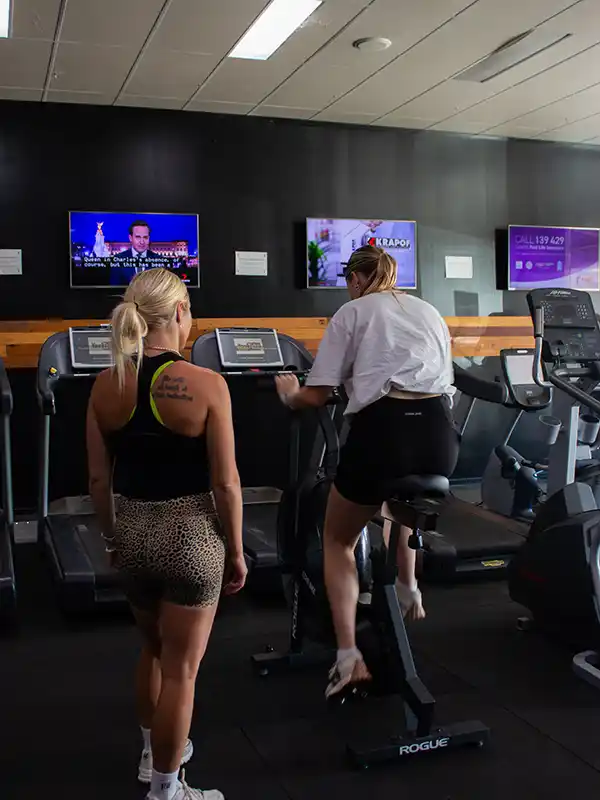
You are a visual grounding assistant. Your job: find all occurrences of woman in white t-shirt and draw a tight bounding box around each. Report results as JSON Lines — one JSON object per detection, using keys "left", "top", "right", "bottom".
{"left": 275, "top": 245, "right": 459, "bottom": 699}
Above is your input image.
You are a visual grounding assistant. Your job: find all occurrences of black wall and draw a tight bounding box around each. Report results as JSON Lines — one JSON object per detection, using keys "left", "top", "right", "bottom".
{"left": 2, "top": 100, "right": 600, "bottom": 509}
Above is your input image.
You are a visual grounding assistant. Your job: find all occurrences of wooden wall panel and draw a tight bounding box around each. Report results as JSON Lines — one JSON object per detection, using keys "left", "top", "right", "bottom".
{"left": 0, "top": 316, "right": 533, "bottom": 369}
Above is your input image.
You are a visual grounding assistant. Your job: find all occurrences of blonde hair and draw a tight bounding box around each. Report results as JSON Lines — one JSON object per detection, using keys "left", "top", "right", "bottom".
{"left": 345, "top": 245, "right": 398, "bottom": 296}
{"left": 110, "top": 268, "right": 190, "bottom": 388}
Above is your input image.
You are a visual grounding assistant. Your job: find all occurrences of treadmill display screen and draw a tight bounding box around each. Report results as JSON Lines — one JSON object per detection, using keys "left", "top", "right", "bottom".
{"left": 69, "top": 327, "right": 114, "bottom": 369}
{"left": 505, "top": 354, "right": 535, "bottom": 386}
{"left": 216, "top": 328, "right": 284, "bottom": 368}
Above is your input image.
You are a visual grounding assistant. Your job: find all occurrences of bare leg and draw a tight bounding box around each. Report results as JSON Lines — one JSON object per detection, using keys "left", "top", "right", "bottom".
{"left": 151, "top": 601, "right": 219, "bottom": 774}
{"left": 382, "top": 519, "right": 425, "bottom": 620}
{"left": 323, "top": 485, "right": 379, "bottom": 651}
{"left": 130, "top": 607, "right": 163, "bottom": 729}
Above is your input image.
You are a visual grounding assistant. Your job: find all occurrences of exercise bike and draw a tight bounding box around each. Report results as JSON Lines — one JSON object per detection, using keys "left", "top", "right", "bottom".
{"left": 507, "top": 287, "right": 600, "bottom": 686}
{"left": 252, "top": 399, "right": 490, "bottom": 768}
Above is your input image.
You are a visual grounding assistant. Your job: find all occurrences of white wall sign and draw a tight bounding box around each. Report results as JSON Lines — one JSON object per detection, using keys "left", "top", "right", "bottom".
{"left": 235, "top": 251, "right": 268, "bottom": 277}
{"left": 445, "top": 255, "right": 473, "bottom": 280}
{"left": 0, "top": 249, "right": 22, "bottom": 275}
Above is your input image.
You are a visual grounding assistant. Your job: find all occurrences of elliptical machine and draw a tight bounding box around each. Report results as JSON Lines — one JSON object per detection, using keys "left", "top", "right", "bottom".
{"left": 507, "top": 288, "right": 600, "bottom": 686}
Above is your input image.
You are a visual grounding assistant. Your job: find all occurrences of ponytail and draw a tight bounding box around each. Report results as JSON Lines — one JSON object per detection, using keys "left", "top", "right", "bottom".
{"left": 344, "top": 245, "right": 398, "bottom": 297}
{"left": 111, "top": 300, "right": 148, "bottom": 388}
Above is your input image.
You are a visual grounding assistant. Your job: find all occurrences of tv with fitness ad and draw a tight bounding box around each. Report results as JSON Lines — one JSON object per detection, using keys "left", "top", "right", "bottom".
{"left": 508, "top": 225, "right": 600, "bottom": 291}
{"left": 69, "top": 211, "right": 200, "bottom": 288}
{"left": 306, "top": 218, "right": 417, "bottom": 289}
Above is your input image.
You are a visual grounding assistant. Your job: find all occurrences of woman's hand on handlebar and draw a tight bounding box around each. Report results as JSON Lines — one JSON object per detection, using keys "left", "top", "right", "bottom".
{"left": 275, "top": 373, "right": 301, "bottom": 407}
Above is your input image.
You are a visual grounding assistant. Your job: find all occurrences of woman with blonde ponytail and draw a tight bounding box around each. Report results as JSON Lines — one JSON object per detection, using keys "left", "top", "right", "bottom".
{"left": 275, "top": 245, "right": 459, "bottom": 700}
{"left": 86, "top": 268, "right": 245, "bottom": 800}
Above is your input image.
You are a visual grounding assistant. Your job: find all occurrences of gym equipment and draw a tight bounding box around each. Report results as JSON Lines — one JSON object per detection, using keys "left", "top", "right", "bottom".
{"left": 507, "top": 288, "right": 600, "bottom": 687}
{"left": 191, "top": 327, "right": 316, "bottom": 594}
{"left": 36, "top": 326, "right": 127, "bottom": 614}
{"left": 0, "top": 356, "right": 16, "bottom": 622}
{"left": 409, "top": 365, "right": 529, "bottom": 582}
{"left": 347, "top": 479, "right": 489, "bottom": 768}
{"left": 481, "top": 348, "right": 553, "bottom": 520}
{"left": 251, "top": 404, "right": 490, "bottom": 766}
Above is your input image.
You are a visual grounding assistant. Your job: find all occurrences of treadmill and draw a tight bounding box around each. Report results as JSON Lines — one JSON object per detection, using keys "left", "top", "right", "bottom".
{"left": 37, "top": 326, "right": 127, "bottom": 614}
{"left": 191, "top": 327, "right": 314, "bottom": 594}
{"left": 0, "top": 355, "right": 17, "bottom": 622}
{"left": 412, "top": 356, "right": 550, "bottom": 583}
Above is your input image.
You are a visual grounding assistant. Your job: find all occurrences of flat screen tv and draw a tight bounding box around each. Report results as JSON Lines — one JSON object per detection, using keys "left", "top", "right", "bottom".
{"left": 69, "top": 211, "right": 200, "bottom": 288}
{"left": 508, "top": 225, "right": 600, "bottom": 291}
{"left": 306, "top": 218, "right": 417, "bottom": 289}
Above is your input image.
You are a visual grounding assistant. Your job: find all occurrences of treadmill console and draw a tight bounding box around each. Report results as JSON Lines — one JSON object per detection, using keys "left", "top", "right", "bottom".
{"left": 69, "top": 326, "right": 114, "bottom": 370}
{"left": 527, "top": 288, "right": 600, "bottom": 363}
{"left": 501, "top": 349, "right": 551, "bottom": 409}
{"left": 215, "top": 328, "right": 285, "bottom": 370}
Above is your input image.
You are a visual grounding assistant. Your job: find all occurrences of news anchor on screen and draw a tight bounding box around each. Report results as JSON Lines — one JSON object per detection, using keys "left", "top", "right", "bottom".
{"left": 110, "top": 220, "right": 163, "bottom": 285}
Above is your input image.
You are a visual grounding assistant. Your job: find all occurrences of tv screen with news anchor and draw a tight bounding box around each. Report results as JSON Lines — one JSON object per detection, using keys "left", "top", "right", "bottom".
{"left": 69, "top": 211, "right": 200, "bottom": 288}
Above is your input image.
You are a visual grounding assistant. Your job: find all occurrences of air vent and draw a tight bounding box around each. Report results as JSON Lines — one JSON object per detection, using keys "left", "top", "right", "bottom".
{"left": 455, "top": 29, "right": 572, "bottom": 83}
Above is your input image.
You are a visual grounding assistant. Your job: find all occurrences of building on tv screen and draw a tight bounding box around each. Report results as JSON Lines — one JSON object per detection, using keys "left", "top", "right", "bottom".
{"left": 307, "top": 218, "right": 417, "bottom": 289}
{"left": 508, "top": 225, "right": 600, "bottom": 291}
{"left": 70, "top": 211, "right": 200, "bottom": 288}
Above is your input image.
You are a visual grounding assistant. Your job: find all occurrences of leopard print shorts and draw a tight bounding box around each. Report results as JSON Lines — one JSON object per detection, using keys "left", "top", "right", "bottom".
{"left": 114, "top": 493, "right": 227, "bottom": 609}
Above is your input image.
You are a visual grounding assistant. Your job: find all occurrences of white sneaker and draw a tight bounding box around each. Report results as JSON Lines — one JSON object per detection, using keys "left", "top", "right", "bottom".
{"left": 395, "top": 580, "right": 426, "bottom": 621}
{"left": 171, "top": 769, "right": 224, "bottom": 800}
{"left": 138, "top": 738, "right": 194, "bottom": 784}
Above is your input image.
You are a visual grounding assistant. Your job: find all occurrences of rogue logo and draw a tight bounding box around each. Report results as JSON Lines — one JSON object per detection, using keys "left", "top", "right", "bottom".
{"left": 368, "top": 237, "right": 411, "bottom": 249}
{"left": 398, "top": 737, "right": 450, "bottom": 755}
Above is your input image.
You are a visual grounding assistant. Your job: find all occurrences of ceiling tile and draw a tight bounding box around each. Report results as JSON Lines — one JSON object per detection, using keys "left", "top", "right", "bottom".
{"left": 584, "top": 136, "right": 600, "bottom": 146}
{"left": 429, "top": 118, "right": 489, "bottom": 134}
{"left": 126, "top": 50, "right": 218, "bottom": 99}
{"left": 536, "top": 112, "right": 600, "bottom": 143}
{"left": 377, "top": 81, "right": 493, "bottom": 126}
{"left": 60, "top": 0, "right": 166, "bottom": 48}
{"left": 311, "top": 109, "right": 379, "bottom": 125}
{"left": 185, "top": 99, "right": 253, "bottom": 115}
{"left": 250, "top": 105, "right": 316, "bottom": 120}
{"left": 0, "top": 39, "right": 51, "bottom": 88}
{"left": 484, "top": 122, "right": 545, "bottom": 138}
{"left": 50, "top": 43, "right": 139, "bottom": 93}
{"left": 267, "top": 62, "right": 359, "bottom": 109}
{"left": 45, "top": 90, "right": 113, "bottom": 105}
{"left": 116, "top": 95, "right": 185, "bottom": 110}
{"left": 374, "top": 115, "right": 433, "bottom": 130}
{"left": 151, "top": 0, "right": 270, "bottom": 54}
{"left": 11, "top": 0, "right": 61, "bottom": 40}
{"left": 485, "top": 83, "right": 600, "bottom": 137}
{"left": 0, "top": 87, "right": 42, "bottom": 101}
{"left": 327, "top": 0, "right": 580, "bottom": 117}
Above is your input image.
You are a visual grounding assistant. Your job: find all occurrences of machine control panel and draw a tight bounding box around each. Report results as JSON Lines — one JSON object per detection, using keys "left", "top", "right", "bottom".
{"left": 527, "top": 288, "right": 600, "bottom": 363}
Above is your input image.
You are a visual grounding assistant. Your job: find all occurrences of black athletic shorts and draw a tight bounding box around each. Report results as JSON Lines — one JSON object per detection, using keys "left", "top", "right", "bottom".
{"left": 334, "top": 395, "right": 460, "bottom": 507}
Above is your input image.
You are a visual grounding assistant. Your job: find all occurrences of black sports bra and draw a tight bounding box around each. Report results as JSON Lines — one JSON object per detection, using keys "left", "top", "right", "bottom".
{"left": 108, "top": 352, "right": 211, "bottom": 501}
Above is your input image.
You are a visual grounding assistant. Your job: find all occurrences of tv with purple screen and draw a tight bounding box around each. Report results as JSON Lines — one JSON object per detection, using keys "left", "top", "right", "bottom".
{"left": 70, "top": 211, "right": 200, "bottom": 288}
{"left": 508, "top": 225, "right": 600, "bottom": 291}
{"left": 306, "top": 218, "right": 417, "bottom": 289}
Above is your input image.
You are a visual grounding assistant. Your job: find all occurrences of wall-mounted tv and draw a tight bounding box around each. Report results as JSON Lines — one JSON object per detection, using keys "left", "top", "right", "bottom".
{"left": 69, "top": 211, "right": 200, "bottom": 288}
{"left": 306, "top": 218, "right": 417, "bottom": 289}
{"left": 508, "top": 225, "right": 600, "bottom": 291}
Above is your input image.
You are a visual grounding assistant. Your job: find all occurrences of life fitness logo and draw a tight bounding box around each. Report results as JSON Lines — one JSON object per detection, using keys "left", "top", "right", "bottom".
{"left": 368, "top": 236, "right": 412, "bottom": 249}
{"left": 399, "top": 736, "right": 450, "bottom": 756}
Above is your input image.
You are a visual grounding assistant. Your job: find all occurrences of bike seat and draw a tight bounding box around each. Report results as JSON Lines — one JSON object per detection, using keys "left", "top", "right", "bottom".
{"left": 389, "top": 474, "right": 450, "bottom": 502}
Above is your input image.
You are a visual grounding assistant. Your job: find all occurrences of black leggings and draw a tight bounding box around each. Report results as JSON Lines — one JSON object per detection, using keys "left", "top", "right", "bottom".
{"left": 334, "top": 395, "right": 460, "bottom": 507}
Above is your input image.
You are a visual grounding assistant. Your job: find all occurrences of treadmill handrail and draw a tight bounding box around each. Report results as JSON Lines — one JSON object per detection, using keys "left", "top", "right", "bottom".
{"left": 549, "top": 369, "right": 600, "bottom": 418}
{"left": 453, "top": 363, "right": 509, "bottom": 405}
{"left": 0, "top": 357, "right": 12, "bottom": 417}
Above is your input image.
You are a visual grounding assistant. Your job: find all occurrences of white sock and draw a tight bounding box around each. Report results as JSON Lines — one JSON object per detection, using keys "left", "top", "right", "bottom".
{"left": 337, "top": 647, "right": 359, "bottom": 663}
{"left": 149, "top": 769, "right": 180, "bottom": 800}
{"left": 141, "top": 726, "right": 152, "bottom": 752}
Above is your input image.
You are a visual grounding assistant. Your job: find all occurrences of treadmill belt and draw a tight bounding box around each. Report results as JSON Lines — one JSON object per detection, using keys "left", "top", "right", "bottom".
{"left": 435, "top": 497, "right": 528, "bottom": 556}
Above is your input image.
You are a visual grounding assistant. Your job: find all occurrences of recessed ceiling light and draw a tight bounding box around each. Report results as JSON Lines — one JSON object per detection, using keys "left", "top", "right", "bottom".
{"left": 228, "top": 0, "right": 322, "bottom": 61}
{"left": 0, "top": 0, "right": 12, "bottom": 38}
{"left": 353, "top": 37, "right": 392, "bottom": 53}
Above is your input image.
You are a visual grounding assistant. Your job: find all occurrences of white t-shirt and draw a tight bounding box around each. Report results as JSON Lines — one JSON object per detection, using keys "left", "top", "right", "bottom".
{"left": 305, "top": 291, "right": 456, "bottom": 414}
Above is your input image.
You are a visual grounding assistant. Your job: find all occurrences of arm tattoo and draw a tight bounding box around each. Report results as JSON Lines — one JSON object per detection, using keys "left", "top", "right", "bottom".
{"left": 154, "top": 374, "right": 194, "bottom": 402}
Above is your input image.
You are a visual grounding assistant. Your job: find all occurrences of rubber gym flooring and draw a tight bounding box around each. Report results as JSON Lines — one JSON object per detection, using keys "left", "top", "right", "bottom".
{"left": 3, "top": 544, "right": 600, "bottom": 800}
